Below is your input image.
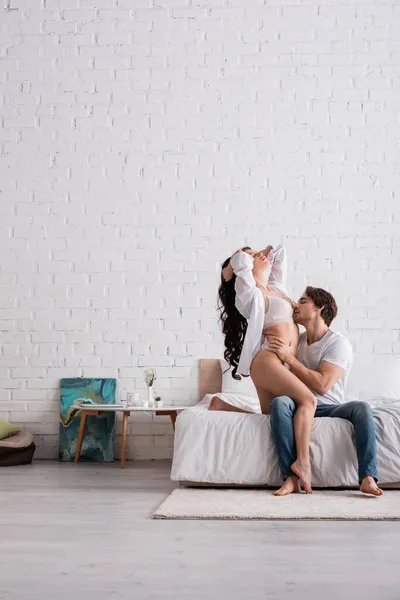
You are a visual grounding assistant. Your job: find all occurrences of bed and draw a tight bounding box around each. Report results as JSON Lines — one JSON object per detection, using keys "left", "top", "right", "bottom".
{"left": 170, "top": 358, "right": 400, "bottom": 488}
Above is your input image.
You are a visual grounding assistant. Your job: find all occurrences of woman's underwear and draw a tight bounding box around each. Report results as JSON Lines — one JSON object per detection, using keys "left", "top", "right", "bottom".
{"left": 263, "top": 295, "right": 293, "bottom": 329}
{"left": 261, "top": 296, "right": 293, "bottom": 350}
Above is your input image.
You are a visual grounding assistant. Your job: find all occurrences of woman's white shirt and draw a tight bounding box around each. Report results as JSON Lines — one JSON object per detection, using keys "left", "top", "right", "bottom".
{"left": 230, "top": 245, "right": 289, "bottom": 377}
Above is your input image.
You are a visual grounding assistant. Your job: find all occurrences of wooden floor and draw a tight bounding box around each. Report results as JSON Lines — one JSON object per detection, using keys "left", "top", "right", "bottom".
{"left": 1, "top": 461, "right": 400, "bottom": 600}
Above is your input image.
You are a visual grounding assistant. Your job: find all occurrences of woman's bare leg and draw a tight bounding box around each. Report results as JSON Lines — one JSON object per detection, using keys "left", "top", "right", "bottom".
{"left": 246, "top": 387, "right": 302, "bottom": 495}
{"left": 254, "top": 386, "right": 275, "bottom": 415}
{"left": 208, "top": 396, "right": 252, "bottom": 414}
{"left": 251, "top": 351, "right": 317, "bottom": 493}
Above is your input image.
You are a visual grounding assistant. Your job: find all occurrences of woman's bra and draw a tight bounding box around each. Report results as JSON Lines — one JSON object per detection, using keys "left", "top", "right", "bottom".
{"left": 263, "top": 295, "right": 293, "bottom": 330}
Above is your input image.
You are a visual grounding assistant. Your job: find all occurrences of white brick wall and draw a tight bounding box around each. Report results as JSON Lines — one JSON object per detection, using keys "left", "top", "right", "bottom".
{"left": 1, "top": 0, "right": 399, "bottom": 459}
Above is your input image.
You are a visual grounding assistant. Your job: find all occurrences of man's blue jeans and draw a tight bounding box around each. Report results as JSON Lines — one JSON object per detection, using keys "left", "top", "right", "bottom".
{"left": 270, "top": 396, "right": 378, "bottom": 483}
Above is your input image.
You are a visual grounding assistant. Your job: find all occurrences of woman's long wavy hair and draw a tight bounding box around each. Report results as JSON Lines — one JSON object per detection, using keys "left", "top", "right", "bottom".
{"left": 217, "top": 247, "right": 251, "bottom": 380}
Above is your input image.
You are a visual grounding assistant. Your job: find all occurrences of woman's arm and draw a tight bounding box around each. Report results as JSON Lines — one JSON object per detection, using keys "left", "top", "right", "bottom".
{"left": 221, "top": 263, "right": 234, "bottom": 283}
{"left": 267, "top": 244, "right": 287, "bottom": 290}
{"left": 230, "top": 251, "right": 257, "bottom": 319}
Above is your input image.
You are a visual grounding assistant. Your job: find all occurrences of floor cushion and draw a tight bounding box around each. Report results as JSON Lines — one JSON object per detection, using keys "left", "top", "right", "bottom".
{"left": 0, "top": 430, "right": 33, "bottom": 449}
{"left": 0, "top": 431, "right": 36, "bottom": 467}
{"left": 0, "top": 443, "right": 36, "bottom": 467}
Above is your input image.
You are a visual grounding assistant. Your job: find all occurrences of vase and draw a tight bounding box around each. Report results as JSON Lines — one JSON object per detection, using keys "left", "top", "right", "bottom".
{"left": 148, "top": 386, "right": 155, "bottom": 407}
{"left": 155, "top": 400, "right": 163, "bottom": 408}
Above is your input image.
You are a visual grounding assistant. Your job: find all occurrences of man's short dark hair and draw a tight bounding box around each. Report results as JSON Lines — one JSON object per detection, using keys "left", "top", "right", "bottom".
{"left": 305, "top": 286, "right": 338, "bottom": 326}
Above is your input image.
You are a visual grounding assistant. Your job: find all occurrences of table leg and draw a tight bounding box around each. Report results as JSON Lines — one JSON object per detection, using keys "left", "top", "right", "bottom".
{"left": 169, "top": 411, "right": 177, "bottom": 430}
{"left": 154, "top": 410, "right": 176, "bottom": 430}
{"left": 74, "top": 410, "right": 88, "bottom": 464}
{"left": 121, "top": 411, "right": 129, "bottom": 468}
{"left": 155, "top": 410, "right": 178, "bottom": 430}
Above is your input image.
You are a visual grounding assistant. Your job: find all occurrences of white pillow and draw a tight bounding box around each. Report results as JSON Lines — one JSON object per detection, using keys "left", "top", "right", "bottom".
{"left": 220, "top": 359, "right": 258, "bottom": 397}
{"left": 346, "top": 355, "right": 400, "bottom": 402}
{"left": 219, "top": 359, "right": 261, "bottom": 413}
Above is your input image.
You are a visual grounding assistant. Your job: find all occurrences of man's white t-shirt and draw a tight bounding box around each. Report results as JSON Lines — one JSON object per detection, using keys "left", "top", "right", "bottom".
{"left": 296, "top": 330, "right": 353, "bottom": 405}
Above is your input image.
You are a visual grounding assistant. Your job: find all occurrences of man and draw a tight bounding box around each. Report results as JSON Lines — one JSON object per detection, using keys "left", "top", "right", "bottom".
{"left": 267, "top": 286, "right": 383, "bottom": 497}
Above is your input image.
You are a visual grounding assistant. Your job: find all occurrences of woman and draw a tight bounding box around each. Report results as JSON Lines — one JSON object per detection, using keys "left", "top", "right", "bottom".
{"left": 216, "top": 244, "right": 316, "bottom": 494}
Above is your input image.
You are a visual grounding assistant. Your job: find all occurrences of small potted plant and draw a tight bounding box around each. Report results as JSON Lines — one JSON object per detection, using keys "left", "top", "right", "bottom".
{"left": 144, "top": 368, "right": 156, "bottom": 407}
{"left": 154, "top": 394, "right": 163, "bottom": 408}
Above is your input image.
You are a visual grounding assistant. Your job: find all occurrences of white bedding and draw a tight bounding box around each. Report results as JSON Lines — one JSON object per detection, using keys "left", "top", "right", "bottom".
{"left": 171, "top": 395, "right": 400, "bottom": 487}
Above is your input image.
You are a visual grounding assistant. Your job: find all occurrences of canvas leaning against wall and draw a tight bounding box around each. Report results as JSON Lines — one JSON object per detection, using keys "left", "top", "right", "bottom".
{"left": 59, "top": 378, "right": 117, "bottom": 462}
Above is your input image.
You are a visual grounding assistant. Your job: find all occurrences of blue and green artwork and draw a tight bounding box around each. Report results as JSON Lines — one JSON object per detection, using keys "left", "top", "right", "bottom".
{"left": 59, "top": 378, "right": 116, "bottom": 462}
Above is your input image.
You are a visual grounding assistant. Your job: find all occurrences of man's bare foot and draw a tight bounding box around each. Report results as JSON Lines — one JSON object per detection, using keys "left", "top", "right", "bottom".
{"left": 360, "top": 476, "right": 384, "bottom": 496}
{"left": 273, "top": 476, "right": 301, "bottom": 496}
{"left": 291, "top": 460, "right": 312, "bottom": 494}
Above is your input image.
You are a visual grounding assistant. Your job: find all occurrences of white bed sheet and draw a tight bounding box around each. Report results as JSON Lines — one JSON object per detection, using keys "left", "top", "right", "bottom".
{"left": 171, "top": 395, "right": 400, "bottom": 487}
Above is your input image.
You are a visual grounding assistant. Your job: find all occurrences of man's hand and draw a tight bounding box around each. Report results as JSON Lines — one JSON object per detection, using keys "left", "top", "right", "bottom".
{"left": 267, "top": 337, "right": 292, "bottom": 363}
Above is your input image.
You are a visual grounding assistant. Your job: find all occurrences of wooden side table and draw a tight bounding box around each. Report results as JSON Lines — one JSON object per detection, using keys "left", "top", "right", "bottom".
{"left": 72, "top": 404, "right": 188, "bottom": 468}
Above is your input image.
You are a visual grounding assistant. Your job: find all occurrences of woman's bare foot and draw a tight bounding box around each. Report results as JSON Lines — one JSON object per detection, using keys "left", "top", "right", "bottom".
{"left": 208, "top": 396, "right": 251, "bottom": 413}
{"left": 360, "top": 476, "right": 384, "bottom": 496}
{"left": 273, "top": 476, "right": 301, "bottom": 496}
{"left": 291, "top": 460, "right": 312, "bottom": 494}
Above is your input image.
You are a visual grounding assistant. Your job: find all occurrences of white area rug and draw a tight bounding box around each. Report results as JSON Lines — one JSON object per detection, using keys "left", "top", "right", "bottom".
{"left": 153, "top": 488, "right": 400, "bottom": 520}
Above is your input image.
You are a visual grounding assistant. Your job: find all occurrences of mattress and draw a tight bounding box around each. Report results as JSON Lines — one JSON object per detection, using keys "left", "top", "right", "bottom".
{"left": 170, "top": 395, "right": 400, "bottom": 487}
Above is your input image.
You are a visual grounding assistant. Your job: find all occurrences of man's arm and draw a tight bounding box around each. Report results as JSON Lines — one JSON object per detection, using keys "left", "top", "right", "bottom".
{"left": 267, "top": 338, "right": 344, "bottom": 395}
{"left": 285, "top": 356, "right": 344, "bottom": 395}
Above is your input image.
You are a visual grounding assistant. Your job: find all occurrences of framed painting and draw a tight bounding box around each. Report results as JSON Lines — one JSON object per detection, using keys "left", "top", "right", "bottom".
{"left": 59, "top": 378, "right": 116, "bottom": 462}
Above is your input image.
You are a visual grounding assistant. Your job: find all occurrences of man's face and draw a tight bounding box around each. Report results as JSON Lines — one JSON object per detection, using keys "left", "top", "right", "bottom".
{"left": 293, "top": 294, "right": 318, "bottom": 325}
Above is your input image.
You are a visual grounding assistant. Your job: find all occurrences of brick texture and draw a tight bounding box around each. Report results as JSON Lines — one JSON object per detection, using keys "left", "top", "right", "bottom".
{"left": 0, "top": 0, "right": 399, "bottom": 458}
